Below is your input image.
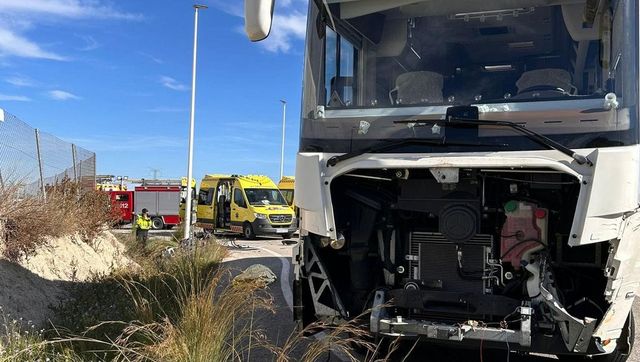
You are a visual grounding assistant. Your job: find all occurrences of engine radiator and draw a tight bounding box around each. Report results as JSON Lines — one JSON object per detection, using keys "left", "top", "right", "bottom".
{"left": 408, "top": 232, "right": 492, "bottom": 294}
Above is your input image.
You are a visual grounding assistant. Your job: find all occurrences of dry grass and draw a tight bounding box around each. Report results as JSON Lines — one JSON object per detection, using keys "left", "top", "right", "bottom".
{"left": 44, "top": 241, "right": 273, "bottom": 361}
{"left": 0, "top": 177, "right": 384, "bottom": 361}
{"left": 142, "top": 274, "right": 272, "bottom": 361}
{"left": 271, "top": 319, "right": 375, "bottom": 362}
{"left": 0, "top": 179, "right": 120, "bottom": 261}
{"left": 268, "top": 310, "right": 409, "bottom": 362}
{"left": 0, "top": 307, "right": 82, "bottom": 362}
{"left": 3, "top": 235, "right": 391, "bottom": 361}
{"left": 118, "top": 244, "right": 269, "bottom": 361}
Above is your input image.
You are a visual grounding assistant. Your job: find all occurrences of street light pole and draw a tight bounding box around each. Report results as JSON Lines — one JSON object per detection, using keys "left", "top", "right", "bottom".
{"left": 184, "top": 4, "right": 207, "bottom": 241}
{"left": 279, "top": 99, "right": 287, "bottom": 180}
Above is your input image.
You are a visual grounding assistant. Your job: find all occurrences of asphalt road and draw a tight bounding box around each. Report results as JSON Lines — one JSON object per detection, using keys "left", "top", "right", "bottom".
{"left": 208, "top": 235, "right": 640, "bottom": 361}
{"left": 222, "top": 236, "right": 299, "bottom": 361}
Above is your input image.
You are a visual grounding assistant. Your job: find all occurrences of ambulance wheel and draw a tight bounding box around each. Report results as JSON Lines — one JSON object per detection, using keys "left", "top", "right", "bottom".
{"left": 243, "top": 222, "right": 256, "bottom": 240}
{"left": 151, "top": 217, "right": 164, "bottom": 230}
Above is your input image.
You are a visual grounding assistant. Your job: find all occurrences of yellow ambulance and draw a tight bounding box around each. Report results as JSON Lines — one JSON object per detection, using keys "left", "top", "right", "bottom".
{"left": 196, "top": 174, "right": 297, "bottom": 239}
{"left": 277, "top": 176, "right": 295, "bottom": 207}
{"left": 178, "top": 177, "right": 197, "bottom": 220}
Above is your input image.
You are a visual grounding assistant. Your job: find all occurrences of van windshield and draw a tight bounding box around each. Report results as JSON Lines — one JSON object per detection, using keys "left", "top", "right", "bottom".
{"left": 245, "top": 188, "right": 288, "bottom": 206}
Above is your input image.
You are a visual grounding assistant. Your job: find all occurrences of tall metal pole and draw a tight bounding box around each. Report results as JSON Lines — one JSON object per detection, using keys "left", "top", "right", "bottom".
{"left": 184, "top": 4, "right": 207, "bottom": 241}
{"left": 71, "top": 144, "right": 78, "bottom": 181}
{"left": 279, "top": 100, "right": 287, "bottom": 180}
{"left": 34, "top": 129, "right": 46, "bottom": 201}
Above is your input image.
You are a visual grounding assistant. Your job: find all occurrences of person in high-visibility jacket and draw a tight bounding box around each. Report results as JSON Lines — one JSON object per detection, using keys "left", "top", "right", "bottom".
{"left": 135, "top": 208, "right": 152, "bottom": 244}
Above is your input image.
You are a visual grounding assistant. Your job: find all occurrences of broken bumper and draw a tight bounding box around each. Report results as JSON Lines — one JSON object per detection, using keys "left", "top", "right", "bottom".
{"left": 371, "top": 289, "right": 533, "bottom": 347}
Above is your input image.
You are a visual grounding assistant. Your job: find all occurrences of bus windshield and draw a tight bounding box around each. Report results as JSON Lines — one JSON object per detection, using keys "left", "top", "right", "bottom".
{"left": 300, "top": 0, "right": 638, "bottom": 153}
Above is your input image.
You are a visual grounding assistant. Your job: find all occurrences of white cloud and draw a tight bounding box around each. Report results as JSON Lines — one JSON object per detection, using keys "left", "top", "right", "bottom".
{"left": 47, "top": 90, "right": 80, "bottom": 100}
{"left": 159, "top": 76, "right": 188, "bottom": 92}
{"left": 279, "top": 0, "right": 305, "bottom": 8}
{"left": 260, "top": 11, "right": 307, "bottom": 53}
{"left": 0, "top": 0, "right": 140, "bottom": 61}
{"left": 0, "top": 93, "right": 30, "bottom": 101}
{"left": 0, "top": 27, "right": 67, "bottom": 60}
{"left": 68, "top": 135, "right": 183, "bottom": 152}
{"left": 209, "top": 0, "right": 243, "bottom": 18}
{"left": 214, "top": 0, "right": 307, "bottom": 54}
{"left": 0, "top": 0, "right": 143, "bottom": 20}
{"left": 139, "top": 52, "right": 163, "bottom": 64}
{"left": 5, "top": 75, "right": 35, "bottom": 87}
{"left": 145, "top": 107, "right": 187, "bottom": 113}
{"left": 77, "top": 35, "right": 99, "bottom": 51}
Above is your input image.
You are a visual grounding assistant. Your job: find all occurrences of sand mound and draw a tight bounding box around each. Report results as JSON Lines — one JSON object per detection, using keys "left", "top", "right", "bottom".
{"left": 0, "top": 231, "right": 135, "bottom": 326}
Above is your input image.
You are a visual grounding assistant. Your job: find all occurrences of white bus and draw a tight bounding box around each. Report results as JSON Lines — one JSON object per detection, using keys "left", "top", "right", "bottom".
{"left": 246, "top": 0, "right": 638, "bottom": 360}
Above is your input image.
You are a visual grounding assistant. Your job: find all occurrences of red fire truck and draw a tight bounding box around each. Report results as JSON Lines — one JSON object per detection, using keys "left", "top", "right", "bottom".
{"left": 109, "top": 190, "right": 135, "bottom": 224}
{"left": 108, "top": 180, "right": 183, "bottom": 229}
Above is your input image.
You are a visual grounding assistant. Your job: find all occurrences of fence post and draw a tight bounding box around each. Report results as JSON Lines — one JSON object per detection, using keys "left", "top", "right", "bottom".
{"left": 34, "top": 128, "right": 46, "bottom": 201}
{"left": 71, "top": 143, "right": 78, "bottom": 182}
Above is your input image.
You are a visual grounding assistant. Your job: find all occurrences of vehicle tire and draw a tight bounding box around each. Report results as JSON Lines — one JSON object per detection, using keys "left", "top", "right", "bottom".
{"left": 561, "top": 311, "right": 634, "bottom": 362}
{"left": 243, "top": 222, "right": 256, "bottom": 240}
{"left": 151, "top": 217, "right": 164, "bottom": 230}
{"left": 281, "top": 233, "right": 293, "bottom": 240}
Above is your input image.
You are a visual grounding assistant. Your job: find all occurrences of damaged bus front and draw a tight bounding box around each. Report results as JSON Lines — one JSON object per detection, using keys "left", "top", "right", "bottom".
{"left": 245, "top": 0, "right": 639, "bottom": 359}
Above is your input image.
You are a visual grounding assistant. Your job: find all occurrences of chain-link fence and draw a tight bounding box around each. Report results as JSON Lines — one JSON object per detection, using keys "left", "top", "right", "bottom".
{"left": 0, "top": 108, "right": 96, "bottom": 197}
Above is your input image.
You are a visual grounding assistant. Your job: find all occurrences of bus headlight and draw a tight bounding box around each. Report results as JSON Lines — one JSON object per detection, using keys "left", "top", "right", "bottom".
{"left": 254, "top": 213, "right": 267, "bottom": 219}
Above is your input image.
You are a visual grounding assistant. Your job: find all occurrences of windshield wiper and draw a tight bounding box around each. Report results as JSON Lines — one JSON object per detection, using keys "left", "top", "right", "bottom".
{"left": 327, "top": 116, "right": 592, "bottom": 167}
{"left": 326, "top": 138, "right": 506, "bottom": 167}
{"left": 439, "top": 118, "right": 592, "bottom": 166}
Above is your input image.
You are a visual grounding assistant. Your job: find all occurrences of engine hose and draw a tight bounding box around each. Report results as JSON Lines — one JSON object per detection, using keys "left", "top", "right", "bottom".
{"left": 457, "top": 266, "right": 484, "bottom": 280}
{"left": 377, "top": 229, "right": 396, "bottom": 274}
{"left": 456, "top": 246, "right": 484, "bottom": 280}
{"left": 500, "top": 238, "right": 547, "bottom": 259}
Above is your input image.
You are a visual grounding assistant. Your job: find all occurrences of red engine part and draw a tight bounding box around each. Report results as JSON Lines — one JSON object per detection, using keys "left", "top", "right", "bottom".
{"left": 500, "top": 200, "right": 548, "bottom": 269}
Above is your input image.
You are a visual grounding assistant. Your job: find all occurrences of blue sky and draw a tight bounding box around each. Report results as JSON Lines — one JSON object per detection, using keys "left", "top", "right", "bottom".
{"left": 0, "top": 0, "right": 308, "bottom": 182}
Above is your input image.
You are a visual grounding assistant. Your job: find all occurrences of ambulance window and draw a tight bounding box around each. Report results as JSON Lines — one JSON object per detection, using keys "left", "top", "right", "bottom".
{"left": 198, "top": 189, "right": 212, "bottom": 205}
{"left": 281, "top": 190, "right": 294, "bottom": 205}
{"left": 233, "top": 189, "right": 247, "bottom": 208}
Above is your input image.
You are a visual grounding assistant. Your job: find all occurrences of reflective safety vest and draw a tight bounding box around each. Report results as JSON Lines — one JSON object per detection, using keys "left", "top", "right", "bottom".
{"left": 136, "top": 215, "right": 152, "bottom": 230}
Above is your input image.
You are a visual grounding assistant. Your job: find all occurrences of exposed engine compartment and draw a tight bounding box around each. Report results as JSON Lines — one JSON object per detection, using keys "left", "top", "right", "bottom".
{"left": 297, "top": 167, "right": 613, "bottom": 354}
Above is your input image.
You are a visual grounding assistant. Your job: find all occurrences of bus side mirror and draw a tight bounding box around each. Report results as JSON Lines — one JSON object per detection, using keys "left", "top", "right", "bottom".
{"left": 244, "top": 0, "right": 275, "bottom": 41}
